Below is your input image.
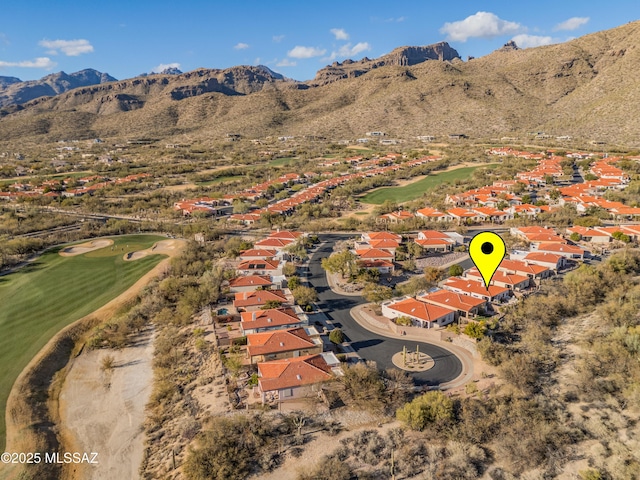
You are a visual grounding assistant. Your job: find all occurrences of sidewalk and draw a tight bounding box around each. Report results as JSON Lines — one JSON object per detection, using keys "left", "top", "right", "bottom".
{"left": 350, "top": 304, "right": 475, "bottom": 390}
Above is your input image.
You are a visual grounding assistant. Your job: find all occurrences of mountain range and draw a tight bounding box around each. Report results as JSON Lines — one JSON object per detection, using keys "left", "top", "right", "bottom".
{"left": 2, "top": 20, "right": 640, "bottom": 145}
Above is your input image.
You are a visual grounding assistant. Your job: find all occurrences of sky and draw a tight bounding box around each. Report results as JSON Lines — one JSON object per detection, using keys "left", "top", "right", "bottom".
{"left": 1, "top": 1, "right": 639, "bottom": 82}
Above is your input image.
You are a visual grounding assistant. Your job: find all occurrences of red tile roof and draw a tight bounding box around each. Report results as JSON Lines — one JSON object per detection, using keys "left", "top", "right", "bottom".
{"left": 444, "top": 277, "right": 510, "bottom": 298}
{"left": 419, "top": 290, "right": 485, "bottom": 313}
{"left": 387, "top": 297, "right": 454, "bottom": 322}
{"left": 234, "top": 290, "right": 287, "bottom": 308}
{"left": 247, "top": 328, "right": 315, "bottom": 357}
{"left": 258, "top": 354, "right": 333, "bottom": 392}
{"left": 240, "top": 308, "right": 301, "bottom": 331}
{"left": 229, "top": 275, "right": 273, "bottom": 288}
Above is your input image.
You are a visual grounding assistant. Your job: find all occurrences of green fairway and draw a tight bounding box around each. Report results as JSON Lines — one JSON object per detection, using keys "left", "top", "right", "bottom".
{"left": 196, "top": 175, "right": 244, "bottom": 186}
{"left": 0, "top": 234, "right": 166, "bottom": 448}
{"left": 269, "top": 157, "right": 296, "bottom": 166}
{"left": 359, "top": 165, "right": 496, "bottom": 205}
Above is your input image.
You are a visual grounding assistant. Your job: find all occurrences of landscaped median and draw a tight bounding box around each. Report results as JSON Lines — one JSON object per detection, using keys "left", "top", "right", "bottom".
{"left": 349, "top": 303, "right": 496, "bottom": 391}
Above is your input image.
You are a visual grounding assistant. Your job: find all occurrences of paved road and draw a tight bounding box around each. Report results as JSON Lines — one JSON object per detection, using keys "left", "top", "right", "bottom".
{"left": 309, "top": 234, "right": 462, "bottom": 386}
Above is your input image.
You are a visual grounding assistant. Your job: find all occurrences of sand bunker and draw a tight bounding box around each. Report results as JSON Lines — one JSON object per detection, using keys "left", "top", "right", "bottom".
{"left": 123, "top": 239, "right": 177, "bottom": 261}
{"left": 59, "top": 239, "right": 113, "bottom": 257}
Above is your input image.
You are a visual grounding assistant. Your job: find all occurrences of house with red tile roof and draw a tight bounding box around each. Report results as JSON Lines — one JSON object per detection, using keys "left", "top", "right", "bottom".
{"left": 238, "top": 249, "right": 278, "bottom": 260}
{"left": 446, "top": 208, "right": 483, "bottom": 223}
{"left": 443, "top": 277, "right": 511, "bottom": 303}
{"left": 534, "top": 242, "right": 585, "bottom": 259}
{"left": 381, "top": 297, "right": 456, "bottom": 328}
{"left": 236, "top": 258, "right": 282, "bottom": 276}
{"left": 379, "top": 210, "right": 415, "bottom": 223}
{"left": 228, "top": 213, "right": 262, "bottom": 225}
{"left": 497, "top": 259, "right": 552, "bottom": 279}
{"left": 415, "top": 207, "right": 452, "bottom": 222}
{"left": 361, "top": 232, "right": 403, "bottom": 242}
{"left": 240, "top": 308, "right": 302, "bottom": 334}
{"left": 247, "top": 327, "right": 323, "bottom": 364}
{"left": 418, "top": 290, "right": 487, "bottom": 319}
{"left": 514, "top": 252, "right": 566, "bottom": 270}
{"left": 566, "top": 226, "right": 610, "bottom": 244}
{"left": 228, "top": 275, "right": 275, "bottom": 293}
{"left": 254, "top": 237, "right": 296, "bottom": 250}
{"left": 357, "top": 259, "right": 395, "bottom": 274}
{"left": 354, "top": 248, "right": 395, "bottom": 261}
{"left": 234, "top": 290, "right": 289, "bottom": 312}
{"left": 257, "top": 352, "right": 341, "bottom": 403}
{"left": 465, "top": 268, "right": 531, "bottom": 291}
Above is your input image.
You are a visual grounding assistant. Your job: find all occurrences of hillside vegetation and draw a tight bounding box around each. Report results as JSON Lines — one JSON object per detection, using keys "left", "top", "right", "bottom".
{"left": 1, "top": 21, "right": 640, "bottom": 144}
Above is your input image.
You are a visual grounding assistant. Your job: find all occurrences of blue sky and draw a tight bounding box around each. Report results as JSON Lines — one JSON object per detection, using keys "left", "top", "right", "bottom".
{"left": 1, "top": 1, "right": 639, "bottom": 81}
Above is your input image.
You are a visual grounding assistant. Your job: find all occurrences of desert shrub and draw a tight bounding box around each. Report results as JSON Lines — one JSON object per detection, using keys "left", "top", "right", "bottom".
{"left": 396, "top": 391, "right": 454, "bottom": 431}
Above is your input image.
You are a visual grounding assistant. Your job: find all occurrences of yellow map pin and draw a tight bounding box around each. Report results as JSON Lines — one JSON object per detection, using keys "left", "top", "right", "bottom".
{"left": 469, "top": 232, "right": 506, "bottom": 288}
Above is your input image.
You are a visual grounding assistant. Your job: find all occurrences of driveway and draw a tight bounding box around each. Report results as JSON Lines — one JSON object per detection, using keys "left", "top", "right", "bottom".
{"left": 309, "top": 234, "right": 462, "bottom": 386}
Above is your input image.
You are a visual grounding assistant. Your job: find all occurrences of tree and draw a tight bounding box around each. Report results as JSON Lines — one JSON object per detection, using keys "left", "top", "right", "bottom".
{"left": 464, "top": 320, "right": 486, "bottom": 339}
{"left": 287, "top": 275, "right": 301, "bottom": 290}
{"left": 424, "top": 267, "right": 442, "bottom": 285}
{"left": 363, "top": 283, "right": 393, "bottom": 305}
{"left": 407, "top": 242, "right": 423, "bottom": 259}
{"left": 549, "top": 189, "right": 561, "bottom": 201}
{"left": 232, "top": 199, "right": 250, "bottom": 214}
{"left": 396, "top": 275, "right": 431, "bottom": 297}
{"left": 263, "top": 300, "right": 282, "bottom": 309}
{"left": 321, "top": 250, "right": 358, "bottom": 279}
{"left": 396, "top": 391, "right": 454, "bottom": 431}
{"left": 612, "top": 231, "right": 631, "bottom": 243}
{"left": 282, "top": 262, "right": 297, "bottom": 276}
{"left": 329, "top": 328, "right": 344, "bottom": 344}
{"left": 448, "top": 264, "right": 464, "bottom": 277}
{"left": 569, "top": 232, "right": 582, "bottom": 242}
{"left": 521, "top": 194, "right": 532, "bottom": 205}
{"left": 291, "top": 285, "right": 317, "bottom": 306}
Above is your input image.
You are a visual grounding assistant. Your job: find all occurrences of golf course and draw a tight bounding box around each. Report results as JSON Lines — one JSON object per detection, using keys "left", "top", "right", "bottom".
{"left": 0, "top": 234, "right": 167, "bottom": 449}
{"left": 359, "top": 164, "right": 497, "bottom": 205}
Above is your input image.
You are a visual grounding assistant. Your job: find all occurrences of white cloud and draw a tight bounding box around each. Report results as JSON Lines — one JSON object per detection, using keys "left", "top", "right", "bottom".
{"left": 328, "top": 42, "right": 372, "bottom": 60}
{"left": 440, "top": 12, "right": 523, "bottom": 42}
{"left": 0, "top": 33, "right": 9, "bottom": 46}
{"left": 234, "top": 42, "right": 249, "bottom": 50}
{"left": 511, "top": 34, "right": 555, "bottom": 48}
{"left": 554, "top": 17, "right": 589, "bottom": 31}
{"left": 330, "top": 28, "right": 349, "bottom": 40}
{"left": 287, "top": 46, "right": 326, "bottom": 59}
{"left": 276, "top": 58, "right": 297, "bottom": 67}
{"left": 151, "top": 62, "right": 181, "bottom": 73}
{"left": 38, "top": 39, "right": 93, "bottom": 56}
{"left": 272, "top": 35, "right": 285, "bottom": 43}
{"left": 385, "top": 16, "right": 406, "bottom": 23}
{"left": 0, "top": 57, "right": 56, "bottom": 69}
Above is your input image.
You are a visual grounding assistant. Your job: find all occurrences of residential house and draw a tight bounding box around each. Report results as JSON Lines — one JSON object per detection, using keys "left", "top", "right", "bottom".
{"left": 234, "top": 289, "right": 289, "bottom": 312}
{"left": 357, "top": 259, "right": 395, "bottom": 274}
{"left": 258, "top": 352, "right": 341, "bottom": 403}
{"left": 247, "top": 327, "right": 323, "bottom": 364}
{"left": 565, "top": 226, "right": 610, "bottom": 244}
{"left": 228, "top": 275, "right": 274, "bottom": 293}
{"left": 381, "top": 297, "right": 456, "bottom": 328}
{"left": 497, "top": 259, "right": 552, "bottom": 279}
{"left": 236, "top": 258, "right": 282, "bottom": 276}
{"left": 354, "top": 248, "right": 395, "bottom": 262}
{"left": 415, "top": 207, "right": 452, "bottom": 222}
{"left": 240, "top": 308, "right": 302, "bottom": 335}
{"left": 465, "top": 268, "right": 531, "bottom": 291}
{"left": 418, "top": 290, "right": 487, "bottom": 320}
{"left": 533, "top": 242, "right": 585, "bottom": 260}
{"left": 443, "top": 277, "right": 511, "bottom": 303}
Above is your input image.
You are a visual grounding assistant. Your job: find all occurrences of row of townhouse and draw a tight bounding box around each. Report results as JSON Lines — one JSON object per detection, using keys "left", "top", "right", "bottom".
{"left": 224, "top": 230, "right": 343, "bottom": 404}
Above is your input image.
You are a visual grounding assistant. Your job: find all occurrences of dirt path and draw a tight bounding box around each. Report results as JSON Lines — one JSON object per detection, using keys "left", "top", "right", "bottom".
{"left": 3, "top": 237, "right": 186, "bottom": 480}
{"left": 58, "top": 331, "right": 155, "bottom": 480}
